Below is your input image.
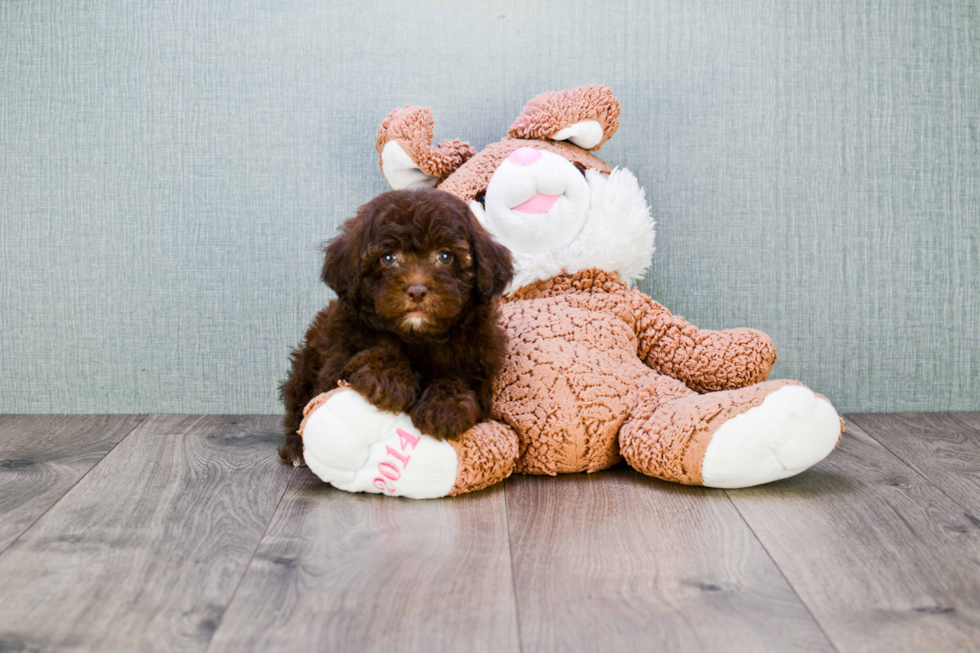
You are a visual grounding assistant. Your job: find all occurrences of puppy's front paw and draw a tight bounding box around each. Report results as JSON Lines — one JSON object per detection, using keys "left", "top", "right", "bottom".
{"left": 345, "top": 356, "right": 418, "bottom": 413}
{"left": 410, "top": 380, "right": 480, "bottom": 439}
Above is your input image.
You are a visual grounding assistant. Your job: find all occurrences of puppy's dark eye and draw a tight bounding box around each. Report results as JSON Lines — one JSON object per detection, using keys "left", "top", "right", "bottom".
{"left": 436, "top": 250, "right": 454, "bottom": 265}
{"left": 381, "top": 252, "right": 397, "bottom": 266}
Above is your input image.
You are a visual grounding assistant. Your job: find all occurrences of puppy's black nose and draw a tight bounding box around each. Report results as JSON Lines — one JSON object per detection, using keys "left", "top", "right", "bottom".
{"left": 406, "top": 284, "right": 429, "bottom": 303}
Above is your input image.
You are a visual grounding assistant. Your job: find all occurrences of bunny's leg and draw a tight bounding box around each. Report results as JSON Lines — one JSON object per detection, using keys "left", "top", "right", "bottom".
{"left": 299, "top": 387, "right": 518, "bottom": 499}
{"left": 620, "top": 376, "right": 842, "bottom": 488}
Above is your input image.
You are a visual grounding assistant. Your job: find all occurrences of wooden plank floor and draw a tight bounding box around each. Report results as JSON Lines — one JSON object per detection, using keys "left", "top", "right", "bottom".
{"left": 0, "top": 413, "right": 978, "bottom": 652}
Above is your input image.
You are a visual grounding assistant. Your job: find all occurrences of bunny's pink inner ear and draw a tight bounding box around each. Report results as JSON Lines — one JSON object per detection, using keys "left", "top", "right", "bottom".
{"left": 376, "top": 106, "right": 475, "bottom": 189}
{"left": 507, "top": 85, "right": 621, "bottom": 150}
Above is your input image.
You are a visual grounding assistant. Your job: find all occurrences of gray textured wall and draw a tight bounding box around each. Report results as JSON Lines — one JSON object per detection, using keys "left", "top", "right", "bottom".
{"left": 1, "top": 0, "right": 978, "bottom": 415}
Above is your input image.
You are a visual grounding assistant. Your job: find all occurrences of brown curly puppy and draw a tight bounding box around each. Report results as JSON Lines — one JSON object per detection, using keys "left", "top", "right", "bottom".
{"left": 278, "top": 188, "right": 514, "bottom": 466}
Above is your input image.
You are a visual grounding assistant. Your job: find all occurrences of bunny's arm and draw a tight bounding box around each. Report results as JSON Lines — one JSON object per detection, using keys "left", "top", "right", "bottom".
{"left": 629, "top": 289, "right": 777, "bottom": 393}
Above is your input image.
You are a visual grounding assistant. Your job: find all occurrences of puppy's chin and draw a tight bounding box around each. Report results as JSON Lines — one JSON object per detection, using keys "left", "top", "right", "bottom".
{"left": 393, "top": 309, "right": 460, "bottom": 337}
{"left": 401, "top": 313, "right": 430, "bottom": 332}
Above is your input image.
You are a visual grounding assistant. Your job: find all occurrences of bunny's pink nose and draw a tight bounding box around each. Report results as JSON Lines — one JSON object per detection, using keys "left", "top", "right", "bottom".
{"left": 508, "top": 147, "right": 542, "bottom": 166}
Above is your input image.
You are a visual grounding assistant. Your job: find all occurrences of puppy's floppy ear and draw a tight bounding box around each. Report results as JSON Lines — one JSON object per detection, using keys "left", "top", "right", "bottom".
{"left": 469, "top": 217, "right": 514, "bottom": 302}
{"left": 321, "top": 214, "right": 367, "bottom": 304}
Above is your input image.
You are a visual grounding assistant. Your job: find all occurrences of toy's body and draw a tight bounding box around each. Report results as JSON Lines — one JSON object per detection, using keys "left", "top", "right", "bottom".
{"left": 299, "top": 86, "right": 842, "bottom": 498}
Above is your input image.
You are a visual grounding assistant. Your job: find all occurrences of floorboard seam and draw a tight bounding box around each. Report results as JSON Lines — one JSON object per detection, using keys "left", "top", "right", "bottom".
{"left": 0, "top": 413, "right": 149, "bottom": 559}
{"left": 503, "top": 479, "right": 526, "bottom": 653}
{"left": 847, "top": 413, "right": 980, "bottom": 519}
{"left": 722, "top": 490, "right": 842, "bottom": 653}
{"left": 204, "top": 465, "right": 297, "bottom": 653}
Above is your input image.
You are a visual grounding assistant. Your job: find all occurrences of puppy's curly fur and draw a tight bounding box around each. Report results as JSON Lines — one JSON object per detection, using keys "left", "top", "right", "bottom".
{"left": 279, "top": 188, "right": 514, "bottom": 466}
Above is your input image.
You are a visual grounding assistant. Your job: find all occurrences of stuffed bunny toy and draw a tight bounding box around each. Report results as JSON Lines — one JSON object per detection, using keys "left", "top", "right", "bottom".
{"left": 298, "top": 86, "right": 842, "bottom": 498}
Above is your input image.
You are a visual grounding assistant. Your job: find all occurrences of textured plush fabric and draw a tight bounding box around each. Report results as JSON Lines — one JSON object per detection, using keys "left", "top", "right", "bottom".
{"left": 447, "top": 421, "right": 519, "bottom": 496}
{"left": 506, "top": 271, "right": 778, "bottom": 394}
{"left": 493, "top": 268, "right": 781, "bottom": 478}
{"left": 508, "top": 86, "right": 620, "bottom": 150}
{"left": 1, "top": 0, "right": 978, "bottom": 414}
{"left": 620, "top": 379, "right": 800, "bottom": 485}
{"left": 375, "top": 106, "right": 475, "bottom": 180}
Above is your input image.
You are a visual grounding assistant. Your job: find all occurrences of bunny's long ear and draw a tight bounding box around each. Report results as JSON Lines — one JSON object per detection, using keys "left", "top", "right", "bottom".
{"left": 375, "top": 106, "right": 476, "bottom": 190}
{"left": 508, "top": 85, "right": 621, "bottom": 151}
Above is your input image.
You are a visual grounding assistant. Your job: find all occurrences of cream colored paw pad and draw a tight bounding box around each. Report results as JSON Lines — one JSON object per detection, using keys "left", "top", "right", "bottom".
{"left": 701, "top": 385, "right": 841, "bottom": 488}
{"left": 301, "top": 389, "right": 458, "bottom": 499}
